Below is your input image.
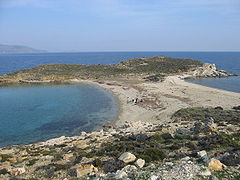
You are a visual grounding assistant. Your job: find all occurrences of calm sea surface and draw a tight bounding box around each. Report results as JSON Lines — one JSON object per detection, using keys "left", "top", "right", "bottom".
{"left": 0, "top": 52, "right": 239, "bottom": 147}
{"left": 0, "top": 84, "right": 118, "bottom": 147}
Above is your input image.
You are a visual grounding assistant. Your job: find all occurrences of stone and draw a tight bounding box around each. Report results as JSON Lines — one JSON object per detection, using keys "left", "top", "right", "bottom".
{"left": 165, "top": 162, "right": 174, "bottom": 166}
{"left": 208, "top": 158, "right": 224, "bottom": 171}
{"left": 199, "top": 169, "right": 212, "bottom": 176}
{"left": 122, "top": 165, "right": 138, "bottom": 172}
{"left": 197, "top": 150, "right": 207, "bottom": 158}
{"left": 81, "top": 131, "right": 87, "bottom": 136}
{"left": 76, "top": 164, "right": 98, "bottom": 177}
{"left": 63, "top": 153, "right": 74, "bottom": 161}
{"left": 115, "top": 170, "right": 128, "bottom": 179}
{"left": 181, "top": 156, "right": 191, "bottom": 161}
{"left": 118, "top": 152, "right": 136, "bottom": 163}
{"left": 150, "top": 175, "right": 159, "bottom": 180}
{"left": 11, "top": 167, "right": 26, "bottom": 176}
{"left": 135, "top": 158, "right": 145, "bottom": 168}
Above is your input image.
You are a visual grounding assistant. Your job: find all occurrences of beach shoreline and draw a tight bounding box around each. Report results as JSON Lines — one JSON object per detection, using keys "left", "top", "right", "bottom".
{"left": 68, "top": 75, "right": 240, "bottom": 128}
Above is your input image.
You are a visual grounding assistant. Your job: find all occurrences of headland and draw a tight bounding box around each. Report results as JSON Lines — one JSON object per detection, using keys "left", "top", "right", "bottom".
{"left": 0, "top": 56, "right": 240, "bottom": 179}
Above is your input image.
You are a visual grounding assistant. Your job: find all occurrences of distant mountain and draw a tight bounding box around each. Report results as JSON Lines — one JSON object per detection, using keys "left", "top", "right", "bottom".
{"left": 0, "top": 44, "right": 46, "bottom": 54}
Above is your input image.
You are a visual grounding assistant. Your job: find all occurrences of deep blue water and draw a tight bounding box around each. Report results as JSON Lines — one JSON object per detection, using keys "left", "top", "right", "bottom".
{"left": 0, "top": 84, "right": 118, "bottom": 147}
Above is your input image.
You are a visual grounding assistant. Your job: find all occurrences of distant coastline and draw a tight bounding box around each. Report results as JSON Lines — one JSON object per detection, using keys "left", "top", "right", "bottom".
{"left": 0, "top": 44, "right": 46, "bottom": 54}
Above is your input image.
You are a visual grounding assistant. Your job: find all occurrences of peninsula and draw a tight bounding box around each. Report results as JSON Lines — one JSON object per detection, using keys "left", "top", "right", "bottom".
{"left": 0, "top": 57, "right": 240, "bottom": 180}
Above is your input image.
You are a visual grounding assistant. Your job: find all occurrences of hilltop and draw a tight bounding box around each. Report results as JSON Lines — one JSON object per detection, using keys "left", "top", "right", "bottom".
{"left": 0, "top": 44, "right": 46, "bottom": 54}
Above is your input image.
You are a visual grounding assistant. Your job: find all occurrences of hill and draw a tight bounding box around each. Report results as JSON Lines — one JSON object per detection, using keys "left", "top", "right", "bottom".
{"left": 0, "top": 56, "right": 204, "bottom": 82}
{"left": 0, "top": 44, "right": 46, "bottom": 54}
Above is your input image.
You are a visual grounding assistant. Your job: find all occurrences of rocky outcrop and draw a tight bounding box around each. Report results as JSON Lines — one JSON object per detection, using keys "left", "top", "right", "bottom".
{"left": 187, "top": 63, "right": 231, "bottom": 78}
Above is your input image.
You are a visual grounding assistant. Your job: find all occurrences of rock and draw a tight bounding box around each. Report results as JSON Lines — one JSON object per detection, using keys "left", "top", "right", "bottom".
{"left": 197, "top": 150, "right": 207, "bottom": 158}
{"left": 150, "top": 175, "right": 159, "bottom": 180}
{"left": 122, "top": 165, "right": 138, "bottom": 173}
{"left": 76, "top": 164, "right": 98, "bottom": 177}
{"left": 135, "top": 158, "right": 145, "bottom": 168}
{"left": 221, "top": 151, "right": 240, "bottom": 166}
{"left": 208, "top": 158, "right": 224, "bottom": 171}
{"left": 63, "top": 153, "right": 74, "bottom": 161}
{"left": 199, "top": 169, "right": 212, "bottom": 176}
{"left": 11, "top": 167, "right": 26, "bottom": 176}
{"left": 181, "top": 156, "right": 191, "bottom": 161}
{"left": 102, "top": 159, "right": 125, "bottom": 173}
{"left": 194, "top": 117, "right": 218, "bottom": 134}
{"left": 115, "top": 170, "right": 128, "bottom": 179}
{"left": 118, "top": 152, "right": 136, "bottom": 163}
{"left": 165, "top": 162, "right": 174, "bottom": 166}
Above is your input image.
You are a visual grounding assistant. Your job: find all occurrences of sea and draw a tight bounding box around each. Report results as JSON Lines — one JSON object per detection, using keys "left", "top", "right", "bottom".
{"left": 0, "top": 52, "right": 239, "bottom": 147}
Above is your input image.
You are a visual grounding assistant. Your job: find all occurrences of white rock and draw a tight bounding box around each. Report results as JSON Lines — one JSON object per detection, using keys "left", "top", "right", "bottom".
{"left": 118, "top": 152, "right": 136, "bottom": 163}
{"left": 165, "top": 162, "right": 174, "bottom": 166}
{"left": 150, "top": 175, "right": 159, "bottom": 180}
{"left": 181, "top": 156, "right": 191, "bottom": 161}
{"left": 199, "top": 169, "right": 212, "bottom": 176}
{"left": 197, "top": 150, "right": 207, "bottom": 158}
{"left": 115, "top": 170, "right": 128, "bottom": 179}
{"left": 135, "top": 159, "right": 145, "bottom": 168}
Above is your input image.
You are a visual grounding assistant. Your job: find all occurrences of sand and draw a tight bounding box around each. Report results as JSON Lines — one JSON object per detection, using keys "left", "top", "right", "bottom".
{"left": 71, "top": 76, "right": 240, "bottom": 127}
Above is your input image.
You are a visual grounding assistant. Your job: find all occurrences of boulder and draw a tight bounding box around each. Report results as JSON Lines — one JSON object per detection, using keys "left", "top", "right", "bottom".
{"left": 197, "top": 150, "right": 207, "bottom": 158}
{"left": 199, "top": 169, "right": 211, "bottom": 176}
{"left": 135, "top": 159, "right": 145, "bottom": 168}
{"left": 181, "top": 156, "right": 191, "bottom": 162}
{"left": 11, "top": 167, "right": 26, "bottom": 176}
{"left": 76, "top": 164, "right": 98, "bottom": 177}
{"left": 118, "top": 152, "right": 136, "bottom": 163}
{"left": 208, "top": 158, "right": 224, "bottom": 171}
{"left": 115, "top": 170, "right": 128, "bottom": 179}
{"left": 63, "top": 153, "right": 74, "bottom": 161}
{"left": 150, "top": 175, "right": 159, "bottom": 180}
{"left": 122, "top": 165, "right": 138, "bottom": 173}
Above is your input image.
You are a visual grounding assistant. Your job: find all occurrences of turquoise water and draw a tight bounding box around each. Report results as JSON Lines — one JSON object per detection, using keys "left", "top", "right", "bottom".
{"left": 0, "top": 84, "right": 118, "bottom": 147}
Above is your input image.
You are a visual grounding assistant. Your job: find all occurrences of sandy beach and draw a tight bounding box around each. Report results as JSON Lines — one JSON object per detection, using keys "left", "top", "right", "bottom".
{"left": 73, "top": 76, "right": 240, "bottom": 127}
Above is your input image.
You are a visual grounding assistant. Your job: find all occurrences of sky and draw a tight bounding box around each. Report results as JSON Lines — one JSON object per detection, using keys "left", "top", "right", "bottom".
{"left": 0, "top": 0, "right": 240, "bottom": 52}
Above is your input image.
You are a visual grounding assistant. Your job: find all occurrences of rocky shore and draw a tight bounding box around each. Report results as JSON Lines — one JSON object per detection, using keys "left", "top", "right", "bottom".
{"left": 0, "top": 57, "right": 240, "bottom": 179}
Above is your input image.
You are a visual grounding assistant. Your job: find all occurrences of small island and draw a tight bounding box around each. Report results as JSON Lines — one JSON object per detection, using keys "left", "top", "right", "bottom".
{"left": 0, "top": 57, "right": 240, "bottom": 179}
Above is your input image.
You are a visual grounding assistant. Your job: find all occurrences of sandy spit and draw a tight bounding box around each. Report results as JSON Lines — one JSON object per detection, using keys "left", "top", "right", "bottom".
{"left": 69, "top": 76, "right": 240, "bottom": 127}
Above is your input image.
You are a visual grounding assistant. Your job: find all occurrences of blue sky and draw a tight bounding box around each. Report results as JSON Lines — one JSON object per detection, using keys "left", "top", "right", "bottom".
{"left": 0, "top": 0, "right": 240, "bottom": 51}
